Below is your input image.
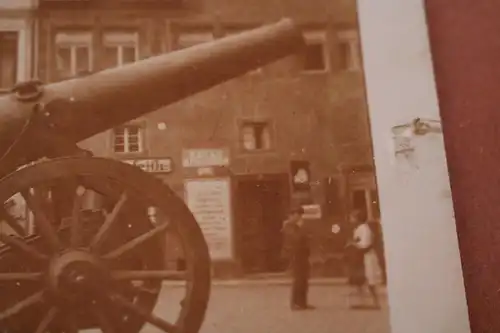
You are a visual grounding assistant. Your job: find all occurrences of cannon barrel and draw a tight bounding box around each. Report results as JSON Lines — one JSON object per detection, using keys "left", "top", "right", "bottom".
{"left": 0, "top": 18, "right": 305, "bottom": 169}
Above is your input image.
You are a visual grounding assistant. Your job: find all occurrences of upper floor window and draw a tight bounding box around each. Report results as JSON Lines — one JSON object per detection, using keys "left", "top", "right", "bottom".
{"left": 112, "top": 124, "right": 143, "bottom": 153}
{"left": 240, "top": 121, "right": 272, "bottom": 151}
{"left": 175, "top": 30, "right": 214, "bottom": 49}
{"left": 338, "top": 30, "right": 361, "bottom": 72}
{"left": 301, "top": 31, "right": 328, "bottom": 73}
{"left": 55, "top": 31, "right": 92, "bottom": 79}
{"left": 0, "top": 31, "right": 18, "bottom": 90}
{"left": 102, "top": 31, "right": 139, "bottom": 69}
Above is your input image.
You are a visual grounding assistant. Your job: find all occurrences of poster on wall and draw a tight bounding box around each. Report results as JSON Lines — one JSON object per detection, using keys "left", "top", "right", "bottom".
{"left": 184, "top": 178, "right": 233, "bottom": 260}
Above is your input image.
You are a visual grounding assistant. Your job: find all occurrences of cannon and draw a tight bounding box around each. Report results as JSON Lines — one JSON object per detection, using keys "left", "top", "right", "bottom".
{"left": 0, "top": 18, "right": 305, "bottom": 333}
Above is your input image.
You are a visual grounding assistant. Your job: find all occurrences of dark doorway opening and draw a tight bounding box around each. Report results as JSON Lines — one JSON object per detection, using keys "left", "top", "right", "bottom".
{"left": 236, "top": 175, "right": 289, "bottom": 274}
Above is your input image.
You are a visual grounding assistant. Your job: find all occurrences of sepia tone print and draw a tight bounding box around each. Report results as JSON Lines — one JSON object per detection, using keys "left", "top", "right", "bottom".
{"left": 0, "top": 0, "right": 391, "bottom": 333}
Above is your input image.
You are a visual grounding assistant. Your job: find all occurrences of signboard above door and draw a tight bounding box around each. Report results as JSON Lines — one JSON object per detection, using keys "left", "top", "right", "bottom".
{"left": 182, "top": 148, "right": 229, "bottom": 168}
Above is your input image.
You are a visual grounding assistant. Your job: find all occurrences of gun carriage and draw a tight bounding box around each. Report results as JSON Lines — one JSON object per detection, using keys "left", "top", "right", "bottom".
{"left": 0, "top": 19, "right": 305, "bottom": 333}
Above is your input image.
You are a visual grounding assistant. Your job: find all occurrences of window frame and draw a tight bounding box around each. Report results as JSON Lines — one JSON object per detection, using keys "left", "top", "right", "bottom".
{"left": 337, "top": 30, "right": 362, "bottom": 72}
{"left": 54, "top": 31, "right": 93, "bottom": 78}
{"left": 301, "top": 30, "right": 329, "bottom": 74}
{"left": 102, "top": 31, "right": 140, "bottom": 68}
{"left": 112, "top": 124, "right": 145, "bottom": 154}
{"left": 350, "top": 186, "right": 380, "bottom": 222}
{"left": 238, "top": 118, "right": 274, "bottom": 153}
{"left": 0, "top": 18, "right": 31, "bottom": 91}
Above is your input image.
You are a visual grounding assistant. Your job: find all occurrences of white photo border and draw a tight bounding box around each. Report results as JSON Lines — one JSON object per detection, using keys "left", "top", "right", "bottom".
{"left": 357, "top": 1, "right": 471, "bottom": 332}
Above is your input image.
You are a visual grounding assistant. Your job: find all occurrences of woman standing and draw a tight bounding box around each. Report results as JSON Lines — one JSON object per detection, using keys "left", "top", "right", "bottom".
{"left": 345, "top": 210, "right": 382, "bottom": 309}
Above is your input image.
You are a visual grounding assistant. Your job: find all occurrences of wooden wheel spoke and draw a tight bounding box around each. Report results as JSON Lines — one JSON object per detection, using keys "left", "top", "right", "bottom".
{"left": 0, "top": 272, "right": 42, "bottom": 281}
{"left": 21, "top": 189, "right": 61, "bottom": 252}
{"left": 116, "top": 281, "right": 162, "bottom": 296}
{"left": 0, "top": 207, "right": 26, "bottom": 237}
{"left": 102, "top": 222, "right": 170, "bottom": 260}
{"left": 0, "top": 290, "right": 44, "bottom": 321}
{"left": 111, "top": 270, "right": 187, "bottom": 281}
{"left": 0, "top": 232, "right": 48, "bottom": 261}
{"left": 108, "top": 292, "right": 177, "bottom": 332}
{"left": 34, "top": 306, "right": 58, "bottom": 333}
{"left": 70, "top": 185, "right": 86, "bottom": 248}
{"left": 89, "top": 192, "right": 128, "bottom": 252}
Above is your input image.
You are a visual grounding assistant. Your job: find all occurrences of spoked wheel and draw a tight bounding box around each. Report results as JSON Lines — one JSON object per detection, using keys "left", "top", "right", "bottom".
{"left": 0, "top": 157, "right": 211, "bottom": 333}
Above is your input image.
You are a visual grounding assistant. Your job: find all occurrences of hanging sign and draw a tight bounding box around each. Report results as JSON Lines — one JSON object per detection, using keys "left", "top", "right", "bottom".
{"left": 291, "top": 160, "right": 311, "bottom": 191}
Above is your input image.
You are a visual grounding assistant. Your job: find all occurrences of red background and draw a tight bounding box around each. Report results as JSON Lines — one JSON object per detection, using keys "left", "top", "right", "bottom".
{"left": 425, "top": 1, "right": 500, "bottom": 331}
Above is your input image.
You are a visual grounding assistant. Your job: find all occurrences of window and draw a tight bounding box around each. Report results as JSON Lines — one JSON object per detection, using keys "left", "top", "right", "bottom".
{"left": 112, "top": 125, "right": 143, "bottom": 153}
{"left": 175, "top": 30, "right": 214, "bottom": 49}
{"left": 338, "top": 30, "right": 361, "bottom": 72}
{"left": 241, "top": 121, "right": 272, "bottom": 151}
{"left": 302, "top": 31, "right": 328, "bottom": 73}
{"left": 55, "top": 32, "right": 92, "bottom": 79}
{"left": 351, "top": 188, "right": 380, "bottom": 221}
{"left": 102, "top": 31, "right": 139, "bottom": 69}
{"left": 0, "top": 31, "right": 18, "bottom": 90}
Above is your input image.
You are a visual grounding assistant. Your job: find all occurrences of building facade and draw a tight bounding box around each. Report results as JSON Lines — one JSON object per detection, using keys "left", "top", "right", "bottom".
{"left": 0, "top": 0, "right": 36, "bottom": 93}
{"left": 0, "top": 0, "right": 37, "bottom": 236}
{"left": 22, "top": 0, "right": 380, "bottom": 277}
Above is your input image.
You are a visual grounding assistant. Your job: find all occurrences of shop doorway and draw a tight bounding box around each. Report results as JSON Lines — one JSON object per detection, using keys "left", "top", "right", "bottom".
{"left": 235, "top": 174, "right": 289, "bottom": 274}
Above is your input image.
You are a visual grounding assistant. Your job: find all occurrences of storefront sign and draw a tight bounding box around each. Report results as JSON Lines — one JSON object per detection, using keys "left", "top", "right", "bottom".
{"left": 184, "top": 178, "right": 233, "bottom": 260}
{"left": 182, "top": 148, "right": 229, "bottom": 168}
{"left": 302, "top": 204, "right": 322, "bottom": 219}
{"left": 122, "top": 158, "right": 173, "bottom": 173}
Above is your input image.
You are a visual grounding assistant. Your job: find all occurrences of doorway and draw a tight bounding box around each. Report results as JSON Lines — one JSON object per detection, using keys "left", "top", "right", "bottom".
{"left": 235, "top": 175, "right": 289, "bottom": 274}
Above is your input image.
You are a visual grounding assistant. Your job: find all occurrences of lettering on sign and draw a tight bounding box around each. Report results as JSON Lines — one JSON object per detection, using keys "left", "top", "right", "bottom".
{"left": 184, "top": 178, "right": 233, "bottom": 260}
{"left": 182, "top": 148, "right": 229, "bottom": 168}
{"left": 122, "top": 158, "right": 173, "bottom": 173}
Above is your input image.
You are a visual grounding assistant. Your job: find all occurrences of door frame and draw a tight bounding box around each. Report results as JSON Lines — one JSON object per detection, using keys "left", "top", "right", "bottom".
{"left": 343, "top": 165, "right": 380, "bottom": 222}
{"left": 232, "top": 173, "right": 291, "bottom": 272}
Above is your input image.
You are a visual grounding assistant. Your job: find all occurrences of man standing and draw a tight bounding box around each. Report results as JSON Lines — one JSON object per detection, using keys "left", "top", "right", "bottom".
{"left": 281, "top": 207, "right": 315, "bottom": 310}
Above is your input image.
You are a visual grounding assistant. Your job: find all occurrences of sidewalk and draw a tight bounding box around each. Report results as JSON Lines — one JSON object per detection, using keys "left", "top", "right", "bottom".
{"left": 162, "top": 274, "right": 387, "bottom": 294}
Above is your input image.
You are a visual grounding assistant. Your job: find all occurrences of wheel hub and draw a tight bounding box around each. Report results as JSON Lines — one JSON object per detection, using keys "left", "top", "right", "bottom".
{"left": 46, "top": 250, "right": 109, "bottom": 304}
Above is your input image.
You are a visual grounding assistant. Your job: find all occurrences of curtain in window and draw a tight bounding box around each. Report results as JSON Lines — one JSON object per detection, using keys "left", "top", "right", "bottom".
{"left": 261, "top": 126, "right": 271, "bottom": 150}
{"left": 242, "top": 125, "right": 256, "bottom": 150}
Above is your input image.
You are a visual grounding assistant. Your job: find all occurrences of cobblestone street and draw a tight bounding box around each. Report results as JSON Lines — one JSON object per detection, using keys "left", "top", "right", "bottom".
{"left": 144, "top": 283, "right": 391, "bottom": 333}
